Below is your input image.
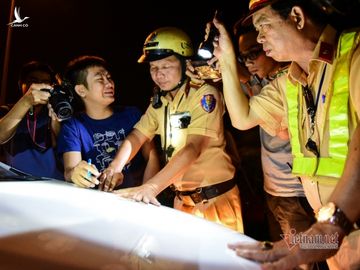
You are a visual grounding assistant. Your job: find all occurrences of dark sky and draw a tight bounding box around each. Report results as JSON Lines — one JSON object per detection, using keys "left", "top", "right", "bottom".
{"left": 0, "top": 0, "right": 248, "bottom": 111}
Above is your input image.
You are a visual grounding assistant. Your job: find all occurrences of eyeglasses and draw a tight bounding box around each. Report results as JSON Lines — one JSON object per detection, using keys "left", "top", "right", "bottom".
{"left": 238, "top": 47, "right": 263, "bottom": 64}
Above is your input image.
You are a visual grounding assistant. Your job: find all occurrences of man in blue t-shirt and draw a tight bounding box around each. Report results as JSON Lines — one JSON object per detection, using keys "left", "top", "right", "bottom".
{"left": 57, "top": 55, "right": 159, "bottom": 190}
{"left": 0, "top": 61, "right": 64, "bottom": 179}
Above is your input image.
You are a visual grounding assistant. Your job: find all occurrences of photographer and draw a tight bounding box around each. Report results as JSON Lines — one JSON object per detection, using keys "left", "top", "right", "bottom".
{"left": 0, "top": 61, "right": 64, "bottom": 179}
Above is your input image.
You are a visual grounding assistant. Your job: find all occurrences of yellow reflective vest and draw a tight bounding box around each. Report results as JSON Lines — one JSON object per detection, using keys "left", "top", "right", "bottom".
{"left": 287, "top": 30, "right": 359, "bottom": 178}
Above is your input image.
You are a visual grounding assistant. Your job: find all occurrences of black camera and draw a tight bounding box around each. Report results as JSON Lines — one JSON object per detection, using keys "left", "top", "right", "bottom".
{"left": 170, "top": 112, "right": 191, "bottom": 129}
{"left": 42, "top": 83, "right": 73, "bottom": 120}
{"left": 179, "top": 115, "right": 191, "bottom": 129}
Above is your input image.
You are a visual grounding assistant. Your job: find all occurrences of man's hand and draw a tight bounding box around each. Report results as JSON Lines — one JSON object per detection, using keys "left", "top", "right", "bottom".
{"left": 99, "top": 167, "right": 124, "bottom": 192}
{"left": 186, "top": 59, "right": 222, "bottom": 83}
{"left": 113, "top": 183, "right": 161, "bottom": 206}
{"left": 186, "top": 60, "right": 205, "bottom": 85}
{"left": 47, "top": 102, "right": 63, "bottom": 145}
{"left": 228, "top": 222, "right": 344, "bottom": 269}
{"left": 24, "top": 83, "right": 52, "bottom": 107}
{"left": 47, "top": 102, "right": 63, "bottom": 122}
{"left": 71, "top": 160, "right": 100, "bottom": 189}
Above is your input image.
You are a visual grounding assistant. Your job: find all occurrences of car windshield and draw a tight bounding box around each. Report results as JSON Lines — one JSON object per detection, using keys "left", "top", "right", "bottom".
{"left": 0, "top": 161, "right": 52, "bottom": 181}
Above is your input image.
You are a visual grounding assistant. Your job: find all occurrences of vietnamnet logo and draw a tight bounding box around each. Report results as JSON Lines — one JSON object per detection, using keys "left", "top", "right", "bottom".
{"left": 8, "top": 6, "right": 29, "bottom": 28}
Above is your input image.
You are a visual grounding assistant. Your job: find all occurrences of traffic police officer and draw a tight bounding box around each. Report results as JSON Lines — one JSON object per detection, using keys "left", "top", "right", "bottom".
{"left": 214, "top": 0, "right": 360, "bottom": 267}
{"left": 101, "top": 27, "right": 244, "bottom": 232}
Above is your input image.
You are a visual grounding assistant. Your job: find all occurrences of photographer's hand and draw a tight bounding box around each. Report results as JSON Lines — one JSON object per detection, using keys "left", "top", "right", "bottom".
{"left": 47, "top": 102, "right": 62, "bottom": 122}
{"left": 48, "top": 103, "right": 62, "bottom": 146}
{"left": 0, "top": 83, "right": 52, "bottom": 144}
{"left": 44, "top": 87, "right": 63, "bottom": 146}
{"left": 25, "top": 83, "right": 52, "bottom": 107}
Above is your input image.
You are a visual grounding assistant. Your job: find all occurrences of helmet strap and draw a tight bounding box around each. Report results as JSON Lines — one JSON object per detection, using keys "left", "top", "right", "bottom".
{"left": 161, "top": 55, "right": 187, "bottom": 93}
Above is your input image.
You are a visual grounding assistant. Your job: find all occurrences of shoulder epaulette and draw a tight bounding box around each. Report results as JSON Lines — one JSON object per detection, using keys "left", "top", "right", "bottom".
{"left": 268, "top": 65, "right": 289, "bottom": 81}
{"left": 189, "top": 80, "right": 205, "bottom": 90}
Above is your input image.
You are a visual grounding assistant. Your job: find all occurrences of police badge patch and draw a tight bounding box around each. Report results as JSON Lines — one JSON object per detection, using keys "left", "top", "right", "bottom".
{"left": 201, "top": 94, "right": 216, "bottom": 113}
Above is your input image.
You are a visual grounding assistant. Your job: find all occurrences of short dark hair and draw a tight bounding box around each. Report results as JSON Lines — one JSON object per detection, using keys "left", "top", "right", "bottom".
{"left": 19, "top": 61, "right": 56, "bottom": 85}
{"left": 233, "top": 21, "right": 256, "bottom": 41}
{"left": 271, "top": 0, "right": 328, "bottom": 26}
{"left": 63, "top": 55, "right": 110, "bottom": 112}
{"left": 64, "top": 55, "right": 109, "bottom": 88}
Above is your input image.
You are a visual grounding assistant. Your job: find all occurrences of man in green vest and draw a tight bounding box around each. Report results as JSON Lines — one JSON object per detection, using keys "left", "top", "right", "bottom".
{"left": 212, "top": 0, "right": 360, "bottom": 268}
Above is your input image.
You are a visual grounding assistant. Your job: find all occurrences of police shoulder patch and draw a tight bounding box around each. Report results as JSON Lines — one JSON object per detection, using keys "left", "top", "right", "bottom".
{"left": 200, "top": 94, "right": 216, "bottom": 113}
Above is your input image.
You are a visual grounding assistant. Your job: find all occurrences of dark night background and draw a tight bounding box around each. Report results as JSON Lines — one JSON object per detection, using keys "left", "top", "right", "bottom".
{"left": 0, "top": 0, "right": 269, "bottom": 239}
{"left": 1, "top": 0, "right": 360, "bottom": 245}
{"left": 0, "top": 0, "right": 248, "bottom": 111}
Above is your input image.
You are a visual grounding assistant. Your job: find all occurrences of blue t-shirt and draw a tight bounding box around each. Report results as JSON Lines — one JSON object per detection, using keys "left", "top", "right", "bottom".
{"left": 1, "top": 106, "right": 64, "bottom": 180}
{"left": 57, "top": 106, "right": 145, "bottom": 188}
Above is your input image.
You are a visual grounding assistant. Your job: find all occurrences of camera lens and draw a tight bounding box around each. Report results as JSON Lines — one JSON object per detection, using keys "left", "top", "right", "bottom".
{"left": 54, "top": 101, "right": 73, "bottom": 120}
{"left": 49, "top": 85, "right": 73, "bottom": 120}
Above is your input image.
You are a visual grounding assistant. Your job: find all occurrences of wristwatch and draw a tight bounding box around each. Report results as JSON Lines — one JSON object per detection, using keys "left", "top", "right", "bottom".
{"left": 316, "top": 202, "right": 353, "bottom": 235}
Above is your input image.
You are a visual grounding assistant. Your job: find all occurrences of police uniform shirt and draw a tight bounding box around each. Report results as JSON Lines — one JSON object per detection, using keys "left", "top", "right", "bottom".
{"left": 248, "top": 25, "right": 360, "bottom": 185}
{"left": 134, "top": 80, "right": 235, "bottom": 190}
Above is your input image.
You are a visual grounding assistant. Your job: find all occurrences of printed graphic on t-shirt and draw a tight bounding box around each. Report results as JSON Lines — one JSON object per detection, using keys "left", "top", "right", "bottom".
{"left": 93, "top": 129, "right": 127, "bottom": 171}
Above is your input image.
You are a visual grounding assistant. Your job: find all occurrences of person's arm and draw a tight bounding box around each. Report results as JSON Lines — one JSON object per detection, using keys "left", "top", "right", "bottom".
{"left": 47, "top": 103, "right": 62, "bottom": 147}
{"left": 140, "top": 138, "right": 161, "bottom": 183}
{"left": 114, "top": 134, "right": 210, "bottom": 206}
{"left": 63, "top": 151, "right": 100, "bottom": 188}
{"left": 0, "top": 83, "right": 51, "bottom": 144}
{"left": 49, "top": 118, "right": 61, "bottom": 147}
{"left": 329, "top": 125, "right": 360, "bottom": 223}
{"left": 228, "top": 125, "right": 360, "bottom": 269}
{"left": 212, "top": 19, "right": 263, "bottom": 130}
{"left": 100, "top": 128, "right": 147, "bottom": 191}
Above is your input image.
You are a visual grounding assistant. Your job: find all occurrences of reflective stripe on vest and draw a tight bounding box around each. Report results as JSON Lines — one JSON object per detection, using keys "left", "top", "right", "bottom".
{"left": 287, "top": 31, "right": 357, "bottom": 178}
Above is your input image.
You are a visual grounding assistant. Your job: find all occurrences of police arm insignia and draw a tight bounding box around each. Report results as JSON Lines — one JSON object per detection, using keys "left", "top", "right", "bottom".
{"left": 200, "top": 94, "right": 216, "bottom": 113}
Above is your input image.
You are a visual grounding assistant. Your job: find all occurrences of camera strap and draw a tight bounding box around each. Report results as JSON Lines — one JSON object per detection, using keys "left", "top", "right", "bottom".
{"left": 163, "top": 104, "right": 171, "bottom": 163}
{"left": 162, "top": 80, "right": 192, "bottom": 162}
{"left": 26, "top": 108, "right": 51, "bottom": 151}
